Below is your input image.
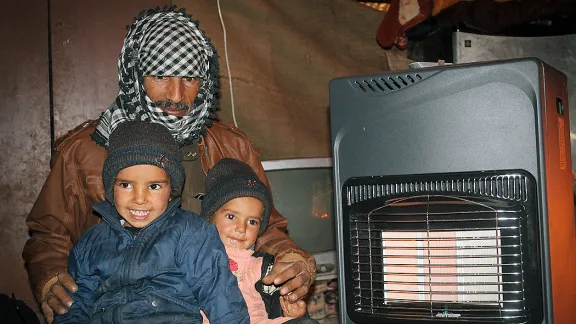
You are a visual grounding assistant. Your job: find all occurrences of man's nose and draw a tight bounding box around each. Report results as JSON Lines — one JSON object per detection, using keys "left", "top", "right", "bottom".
{"left": 166, "top": 77, "right": 184, "bottom": 103}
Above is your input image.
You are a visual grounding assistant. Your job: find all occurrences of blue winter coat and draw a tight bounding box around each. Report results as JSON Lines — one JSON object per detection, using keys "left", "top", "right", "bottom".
{"left": 54, "top": 199, "right": 249, "bottom": 324}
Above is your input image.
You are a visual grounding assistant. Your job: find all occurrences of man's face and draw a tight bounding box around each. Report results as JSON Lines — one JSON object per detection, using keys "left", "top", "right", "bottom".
{"left": 113, "top": 164, "right": 172, "bottom": 228}
{"left": 211, "top": 197, "right": 263, "bottom": 250}
{"left": 143, "top": 76, "right": 200, "bottom": 117}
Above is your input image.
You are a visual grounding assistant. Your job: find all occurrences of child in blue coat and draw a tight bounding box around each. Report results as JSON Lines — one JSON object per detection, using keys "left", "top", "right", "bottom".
{"left": 54, "top": 120, "right": 249, "bottom": 324}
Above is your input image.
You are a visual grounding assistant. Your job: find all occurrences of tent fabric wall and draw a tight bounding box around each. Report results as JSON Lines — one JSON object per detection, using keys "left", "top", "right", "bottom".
{"left": 0, "top": 2, "right": 50, "bottom": 320}
{"left": 176, "top": 0, "right": 411, "bottom": 160}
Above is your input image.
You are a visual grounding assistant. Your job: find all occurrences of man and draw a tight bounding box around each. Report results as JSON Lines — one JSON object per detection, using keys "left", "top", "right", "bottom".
{"left": 23, "top": 6, "right": 315, "bottom": 323}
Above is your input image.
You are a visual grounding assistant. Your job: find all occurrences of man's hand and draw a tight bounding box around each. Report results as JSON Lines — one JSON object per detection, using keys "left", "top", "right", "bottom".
{"left": 280, "top": 295, "right": 307, "bottom": 317}
{"left": 262, "top": 253, "right": 313, "bottom": 303}
{"left": 41, "top": 273, "right": 78, "bottom": 323}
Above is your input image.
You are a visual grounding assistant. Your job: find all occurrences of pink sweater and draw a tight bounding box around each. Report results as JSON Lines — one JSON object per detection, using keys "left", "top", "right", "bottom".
{"left": 202, "top": 246, "right": 294, "bottom": 323}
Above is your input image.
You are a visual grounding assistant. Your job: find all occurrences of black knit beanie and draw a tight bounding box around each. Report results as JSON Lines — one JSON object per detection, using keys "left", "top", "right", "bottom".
{"left": 201, "top": 158, "right": 272, "bottom": 236}
{"left": 103, "top": 120, "right": 185, "bottom": 203}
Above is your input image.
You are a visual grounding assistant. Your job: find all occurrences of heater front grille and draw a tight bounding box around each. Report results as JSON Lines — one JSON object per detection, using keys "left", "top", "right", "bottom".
{"left": 343, "top": 189, "right": 540, "bottom": 323}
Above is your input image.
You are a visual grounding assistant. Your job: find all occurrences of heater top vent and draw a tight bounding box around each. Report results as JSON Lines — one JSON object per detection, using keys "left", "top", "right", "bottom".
{"left": 352, "top": 73, "right": 425, "bottom": 94}
{"left": 345, "top": 172, "right": 530, "bottom": 206}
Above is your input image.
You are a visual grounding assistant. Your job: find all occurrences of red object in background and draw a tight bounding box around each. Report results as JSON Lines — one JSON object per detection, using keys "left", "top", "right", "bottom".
{"left": 376, "top": 0, "right": 431, "bottom": 49}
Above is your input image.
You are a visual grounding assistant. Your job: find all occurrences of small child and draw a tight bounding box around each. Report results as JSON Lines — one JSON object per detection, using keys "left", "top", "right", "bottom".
{"left": 200, "top": 158, "right": 319, "bottom": 324}
{"left": 54, "top": 121, "right": 249, "bottom": 324}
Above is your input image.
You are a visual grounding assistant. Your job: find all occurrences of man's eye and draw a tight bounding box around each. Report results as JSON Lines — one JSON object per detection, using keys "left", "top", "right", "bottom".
{"left": 154, "top": 76, "right": 166, "bottom": 80}
{"left": 183, "top": 77, "right": 199, "bottom": 86}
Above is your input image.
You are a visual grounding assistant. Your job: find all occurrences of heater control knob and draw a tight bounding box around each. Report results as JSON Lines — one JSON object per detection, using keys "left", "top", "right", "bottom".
{"left": 316, "top": 263, "right": 335, "bottom": 274}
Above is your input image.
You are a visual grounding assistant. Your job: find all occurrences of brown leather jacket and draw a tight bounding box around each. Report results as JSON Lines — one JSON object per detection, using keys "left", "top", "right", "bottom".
{"left": 23, "top": 120, "right": 315, "bottom": 303}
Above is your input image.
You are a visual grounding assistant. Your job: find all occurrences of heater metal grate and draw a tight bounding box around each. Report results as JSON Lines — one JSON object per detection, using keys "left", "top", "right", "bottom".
{"left": 347, "top": 195, "right": 530, "bottom": 322}
{"left": 346, "top": 174, "right": 529, "bottom": 206}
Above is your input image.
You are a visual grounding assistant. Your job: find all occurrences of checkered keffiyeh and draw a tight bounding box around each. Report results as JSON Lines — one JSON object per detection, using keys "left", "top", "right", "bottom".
{"left": 92, "top": 6, "right": 219, "bottom": 147}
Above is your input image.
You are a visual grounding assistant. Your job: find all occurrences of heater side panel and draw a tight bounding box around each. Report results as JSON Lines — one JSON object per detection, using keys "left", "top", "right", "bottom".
{"left": 541, "top": 63, "right": 576, "bottom": 324}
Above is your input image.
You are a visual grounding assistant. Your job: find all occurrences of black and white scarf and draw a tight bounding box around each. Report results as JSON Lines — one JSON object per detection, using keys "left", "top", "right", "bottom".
{"left": 92, "top": 6, "right": 219, "bottom": 147}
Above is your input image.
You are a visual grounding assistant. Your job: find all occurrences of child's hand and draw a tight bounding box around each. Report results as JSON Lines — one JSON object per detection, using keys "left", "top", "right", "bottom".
{"left": 279, "top": 295, "right": 307, "bottom": 318}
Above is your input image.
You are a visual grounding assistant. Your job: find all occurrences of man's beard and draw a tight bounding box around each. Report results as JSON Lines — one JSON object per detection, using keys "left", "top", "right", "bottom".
{"left": 154, "top": 100, "right": 191, "bottom": 115}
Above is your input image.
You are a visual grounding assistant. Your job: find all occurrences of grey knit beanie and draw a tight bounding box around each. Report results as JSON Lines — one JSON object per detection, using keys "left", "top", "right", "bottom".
{"left": 103, "top": 120, "right": 185, "bottom": 203}
{"left": 201, "top": 158, "right": 272, "bottom": 236}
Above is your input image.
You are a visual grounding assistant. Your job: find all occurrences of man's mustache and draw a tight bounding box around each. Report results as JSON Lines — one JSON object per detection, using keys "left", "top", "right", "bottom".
{"left": 154, "top": 100, "right": 191, "bottom": 112}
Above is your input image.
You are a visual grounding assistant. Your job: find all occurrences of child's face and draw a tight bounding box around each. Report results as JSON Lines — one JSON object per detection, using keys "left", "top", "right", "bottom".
{"left": 211, "top": 197, "right": 263, "bottom": 249}
{"left": 113, "top": 164, "right": 172, "bottom": 228}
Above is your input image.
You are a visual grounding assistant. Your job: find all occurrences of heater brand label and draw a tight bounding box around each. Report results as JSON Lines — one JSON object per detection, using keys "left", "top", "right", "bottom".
{"left": 558, "top": 117, "right": 567, "bottom": 170}
{"left": 436, "top": 311, "right": 461, "bottom": 318}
